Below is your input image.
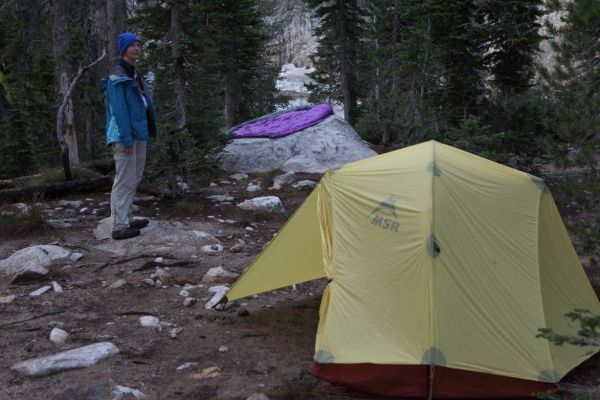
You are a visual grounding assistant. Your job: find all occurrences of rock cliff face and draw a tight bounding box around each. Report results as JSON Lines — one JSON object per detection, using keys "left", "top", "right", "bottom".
{"left": 267, "top": 0, "right": 318, "bottom": 68}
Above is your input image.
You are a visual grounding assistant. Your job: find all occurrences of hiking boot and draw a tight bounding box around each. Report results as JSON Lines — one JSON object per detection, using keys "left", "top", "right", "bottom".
{"left": 112, "top": 227, "right": 140, "bottom": 240}
{"left": 129, "top": 218, "right": 150, "bottom": 229}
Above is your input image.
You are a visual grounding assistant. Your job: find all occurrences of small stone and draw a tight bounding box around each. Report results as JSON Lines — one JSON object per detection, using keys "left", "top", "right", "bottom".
{"left": 169, "top": 327, "right": 184, "bottom": 338}
{"left": 176, "top": 361, "right": 198, "bottom": 371}
{"left": 99, "top": 201, "right": 109, "bottom": 207}
{"left": 246, "top": 182, "right": 262, "bottom": 193}
{"left": 205, "top": 285, "right": 229, "bottom": 309}
{"left": 85, "top": 198, "right": 95, "bottom": 203}
{"left": 273, "top": 171, "right": 296, "bottom": 187}
{"left": 109, "top": 279, "right": 128, "bottom": 289}
{"left": 190, "top": 366, "right": 221, "bottom": 380}
{"left": 179, "top": 289, "right": 191, "bottom": 298}
{"left": 230, "top": 243, "right": 244, "bottom": 253}
{"left": 247, "top": 394, "right": 270, "bottom": 400}
{"left": 219, "top": 180, "right": 232, "bottom": 185}
{"left": 139, "top": 316, "right": 160, "bottom": 329}
{"left": 200, "top": 244, "right": 224, "bottom": 256}
{"left": 59, "top": 200, "right": 83, "bottom": 209}
{"left": 49, "top": 327, "right": 69, "bottom": 345}
{"left": 292, "top": 180, "right": 318, "bottom": 190}
{"left": 209, "top": 182, "right": 217, "bottom": 187}
{"left": 111, "top": 385, "right": 146, "bottom": 400}
{"left": 79, "top": 207, "right": 89, "bottom": 214}
{"left": 46, "top": 220, "right": 72, "bottom": 229}
{"left": 155, "top": 267, "right": 172, "bottom": 282}
{"left": 252, "top": 361, "right": 271, "bottom": 374}
{"left": 218, "top": 346, "right": 229, "bottom": 352}
{"left": 29, "top": 285, "right": 52, "bottom": 297}
{"left": 202, "top": 266, "right": 239, "bottom": 284}
{"left": 237, "top": 306, "right": 250, "bottom": 317}
{"left": 0, "top": 294, "right": 16, "bottom": 304}
{"left": 154, "top": 257, "right": 164, "bottom": 263}
{"left": 230, "top": 173, "right": 249, "bottom": 181}
{"left": 91, "top": 209, "right": 99, "bottom": 215}
{"left": 131, "top": 205, "right": 141, "bottom": 212}
{"left": 70, "top": 252, "right": 84, "bottom": 262}
{"left": 143, "top": 278, "right": 155, "bottom": 286}
{"left": 154, "top": 279, "right": 163, "bottom": 288}
{"left": 245, "top": 226, "right": 254, "bottom": 231}
{"left": 183, "top": 297, "right": 197, "bottom": 307}
{"left": 51, "top": 281, "right": 63, "bottom": 293}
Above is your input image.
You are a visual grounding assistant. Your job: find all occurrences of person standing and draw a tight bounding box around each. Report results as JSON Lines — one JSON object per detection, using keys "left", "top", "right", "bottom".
{"left": 103, "top": 32, "right": 157, "bottom": 240}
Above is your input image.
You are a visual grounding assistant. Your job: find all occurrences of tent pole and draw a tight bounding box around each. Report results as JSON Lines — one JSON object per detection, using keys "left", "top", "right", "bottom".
{"left": 427, "top": 364, "right": 435, "bottom": 400}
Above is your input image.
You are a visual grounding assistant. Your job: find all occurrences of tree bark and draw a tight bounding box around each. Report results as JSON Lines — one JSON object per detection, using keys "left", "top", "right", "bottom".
{"left": 51, "top": 0, "right": 80, "bottom": 167}
{"left": 170, "top": 5, "right": 187, "bottom": 130}
{"left": 106, "top": 0, "right": 127, "bottom": 70}
{"left": 224, "top": 66, "right": 237, "bottom": 129}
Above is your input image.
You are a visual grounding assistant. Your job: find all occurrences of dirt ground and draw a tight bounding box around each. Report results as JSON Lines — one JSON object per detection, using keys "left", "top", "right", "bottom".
{"left": 0, "top": 171, "right": 598, "bottom": 400}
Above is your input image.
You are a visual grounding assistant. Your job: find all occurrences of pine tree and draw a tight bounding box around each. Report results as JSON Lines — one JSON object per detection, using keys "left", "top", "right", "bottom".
{"left": 307, "top": 0, "right": 365, "bottom": 124}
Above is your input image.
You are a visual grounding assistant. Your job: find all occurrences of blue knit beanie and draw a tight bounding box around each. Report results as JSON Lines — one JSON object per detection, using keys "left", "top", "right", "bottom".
{"left": 117, "top": 32, "right": 141, "bottom": 55}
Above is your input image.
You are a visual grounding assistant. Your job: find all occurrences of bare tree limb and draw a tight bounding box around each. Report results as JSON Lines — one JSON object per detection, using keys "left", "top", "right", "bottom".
{"left": 56, "top": 49, "right": 106, "bottom": 181}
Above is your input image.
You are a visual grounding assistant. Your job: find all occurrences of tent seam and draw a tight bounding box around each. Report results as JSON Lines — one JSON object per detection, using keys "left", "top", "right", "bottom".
{"left": 537, "top": 188, "right": 554, "bottom": 378}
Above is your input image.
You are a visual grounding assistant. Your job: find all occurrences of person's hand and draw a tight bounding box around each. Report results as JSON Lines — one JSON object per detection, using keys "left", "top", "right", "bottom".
{"left": 124, "top": 146, "right": 134, "bottom": 155}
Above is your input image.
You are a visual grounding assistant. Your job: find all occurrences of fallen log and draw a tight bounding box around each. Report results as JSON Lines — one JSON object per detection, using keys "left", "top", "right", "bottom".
{"left": 0, "top": 176, "right": 112, "bottom": 203}
{"left": 0, "top": 174, "right": 43, "bottom": 190}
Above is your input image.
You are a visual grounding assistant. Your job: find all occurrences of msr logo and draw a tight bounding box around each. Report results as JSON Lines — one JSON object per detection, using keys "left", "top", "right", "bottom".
{"left": 369, "top": 197, "right": 400, "bottom": 232}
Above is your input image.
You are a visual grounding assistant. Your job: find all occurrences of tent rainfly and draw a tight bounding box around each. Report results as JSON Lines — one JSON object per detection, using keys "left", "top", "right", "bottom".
{"left": 224, "top": 141, "right": 600, "bottom": 399}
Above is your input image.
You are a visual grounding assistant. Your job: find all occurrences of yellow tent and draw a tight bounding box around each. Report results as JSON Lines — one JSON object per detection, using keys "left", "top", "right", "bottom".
{"left": 226, "top": 141, "right": 599, "bottom": 398}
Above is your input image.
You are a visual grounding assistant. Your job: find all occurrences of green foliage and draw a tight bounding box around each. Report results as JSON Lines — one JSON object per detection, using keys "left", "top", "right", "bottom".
{"left": 0, "top": 199, "right": 48, "bottom": 238}
{"left": 538, "top": 309, "right": 600, "bottom": 347}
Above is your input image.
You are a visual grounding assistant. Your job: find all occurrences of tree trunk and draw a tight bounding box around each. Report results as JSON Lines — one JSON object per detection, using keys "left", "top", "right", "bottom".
{"left": 224, "top": 68, "right": 237, "bottom": 129}
{"left": 51, "top": 0, "right": 80, "bottom": 167}
{"left": 170, "top": 5, "right": 187, "bottom": 130}
{"left": 337, "top": 0, "right": 354, "bottom": 124}
{"left": 106, "top": 0, "right": 127, "bottom": 70}
{"left": 84, "top": 92, "right": 95, "bottom": 157}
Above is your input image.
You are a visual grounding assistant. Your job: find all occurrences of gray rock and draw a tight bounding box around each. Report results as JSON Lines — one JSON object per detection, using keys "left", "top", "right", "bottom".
{"left": 11, "top": 342, "right": 119, "bottom": 377}
{"left": 11, "top": 263, "right": 49, "bottom": 284}
{"left": 200, "top": 244, "right": 224, "bottom": 256}
{"left": 206, "top": 194, "right": 235, "bottom": 203}
{"left": 0, "top": 245, "right": 69, "bottom": 277}
{"left": 51, "top": 281, "right": 63, "bottom": 293}
{"left": 218, "top": 346, "right": 229, "bottom": 352}
{"left": 273, "top": 171, "right": 296, "bottom": 186}
{"left": 109, "top": 279, "right": 128, "bottom": 289}
{"left": 46, "top": 220, "right": 73, "bottom": 229}
{"left": 205, "top": 285, "right": 229, "bottom": 309}
{"left": 220, "top": 116, "right": 376, "bottom": 173}
{"left": 111, "top": 385, "right": 146, "bottom": 400}
{"left": 237, "top": 196, "right": 286, "bottom": 214}
{"left": 154, "top": 257, "right": 164, "bottom": 263}
{"left": 247, "top": 394, "right": 270, "bottom": 400}
{"left": 237, "top": 306, "right": 250, "bottom": 317}
{"left": 14, "top": 202, "right": 32, "bottom": 216}
{"left": 251, "top": 361, "right": 271, "bottom": 374}
{"left": 179, "top": 289, "right": 191, "bottom": 298}
{"left": 70, "top": 252, "right": 84, "bottom": 262}
{"left": 59, "top": 200, "right": 83, "bottom": 209}
{"left": 94, "top": 217, "right": 220, "bottom": 258}
{"left": 246, "top": 182, "right": 262, "bottom": 193}
{"left": 79, "top": 207, "right": 90, "bottom": 214}
{"left": 229, "top": 173, "right": 249, "bottom": 181}
{"left": 139, "top": 316, "right": 160, "bottom": 329}
{"left": 292, "top": 179, "right": 318, "bottom": 190}
{"left": 230, "top": 243, "right": 244, "bottom": 253}
{"left": 153, "top": 267, "right": 172, "bottom": 282}
{"left": 0, "top": 294, "right": 16, "bottom": 304}
{"left": 176, "top": 361, "right": 198, "bottom": 371}
{"left": 29, "top": 285, "right": 52, "bottom": 297}
{"left": 202, "top": 266, "right": 239, "bottom": 284}
{"left": 49, "top": 327, "right": 69, "bottom": 345}
{"left": 183, "top": 297, "right": 197, "bottom": 307}
{"left": 143, "top": 278, "right": 155, "bottom": 287}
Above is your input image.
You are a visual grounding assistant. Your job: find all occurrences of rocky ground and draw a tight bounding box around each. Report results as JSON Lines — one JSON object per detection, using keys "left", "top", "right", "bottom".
{"left": 0, "top": 170, "right": 598, "bottom": 400}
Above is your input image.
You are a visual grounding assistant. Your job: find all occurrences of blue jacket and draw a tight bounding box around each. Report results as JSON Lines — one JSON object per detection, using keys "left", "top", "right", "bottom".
{"left": 102, "top": 64, "right": 156, "bottom": 148}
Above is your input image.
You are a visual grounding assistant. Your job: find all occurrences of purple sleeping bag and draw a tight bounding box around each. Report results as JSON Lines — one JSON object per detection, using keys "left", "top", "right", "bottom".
{"left": 233, "top": 103, "right": 334, "bottom": 139}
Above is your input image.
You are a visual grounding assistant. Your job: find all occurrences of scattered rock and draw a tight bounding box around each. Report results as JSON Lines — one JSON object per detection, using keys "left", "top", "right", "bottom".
{"left": 189, "top": 366, "right": 221, "bottom": 380}
{"left": 237, "top": 306, "right": 250, "bottom": 317}
{"left": 10, "top": 342, "right": 119, "bottom": 377}
{"left": 29, "top": 285, "right": 52, "bottom": 297}
{"left": 46, "top": 220, "right": 72, "bottom": 229}
{"left": 246, "top": 182, "right": 262, "bottom": 193}
{"left": 51, "top": 281, "right": 63, "bottom": 293}
{"left": 154, "top": 257, "right": 164, "bottom": 263}
{"left": 236, "top": 196, "right": 286, "bottom": 214}
{"left": 59, "top": 200, "right": 83, "bottom": 209}
{"left": 94, "top": 217, "right": 220, "bottom": 258}
{"left": 0, "top": 294, "right": 16, "bottom": 304}
{"left": 229, "top": 173, "right": 249, "bottom": 181}
{"left": 176, "top": 361, "right": 198, "bottom": 371}
{"left": 200, "top": 244, "right": 224, "bottom": 256}
{"left": 183, "top": 297, "right": 197, "bottom": 307}
{"left": 153, "top": 267, "right": 172, "bottom": 282}
{"left": 230, "top": 243, "right": 244, "bottom": 253}
{"left": 205, "top": 285, "right": 229, "bottom": 309}
{"left": 143, "top": 278, "right": 155, "bottom": 287}
{"left": 0, "top": 245, "right": 69, "bottom": 277}
{"left": 209, "top": 182, "right": 217, "bottom": 187}
{"left": 247, "top": 394, "right": 270, "bottom": 400}
{"left": 79, "top": 207, "right": 90, "bottom": 214}
{"left": 251, "top": 361, "right": 272, "bottom": 374}
{"left": 206, "top": 195, "right": 235, "bottom": 203}
{"left": 109, "top": 279, "right": 128, "bottom": 289}
{"left": 14, "top": 202, "right": 32, "bottom": 216}
{"left": 11, "top": 263, "right": 49, "bottom": 284}
{"left": 179, "top": 289, "right": 191, "bottom": 298}
{"left": 139, "top": 316, "right": 161, "bottom": 329}
{"left": 202, "top": 266, "right": 239, "bottom": 284}
{"left": 111, "top": 385, "right": 146, "bottom": 400}
{"left": 292, "top": 180, "right": 318, "bottom": 190}
{"left": 169, "top": 327, "right": 184, "bottom": 338}
{"left": 99, "top": 201, "right": 110, "bottom": 207}
{"left": 273, "top": 171, "right": 296, "bottom": 186}
{"left": 49, "top": 327, "right": 69, "bottom": 345}
{"left": 219, "top": 180, "right": 232, "bottom": 185}
{"left": 70, "top": 252, "right": 84, "bottom": 262}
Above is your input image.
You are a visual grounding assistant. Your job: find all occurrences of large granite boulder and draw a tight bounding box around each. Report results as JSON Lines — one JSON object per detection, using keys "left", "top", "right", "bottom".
{"left": 0, "top": 245, "right": 70, "bottom": 277}
{"left": 219, "top": 116, "right": 376, "bottom": 173}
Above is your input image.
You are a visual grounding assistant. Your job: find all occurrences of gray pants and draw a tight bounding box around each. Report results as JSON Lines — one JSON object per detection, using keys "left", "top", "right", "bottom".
{"left": 110, "top": 140, "right": 147, "bottom": 231}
